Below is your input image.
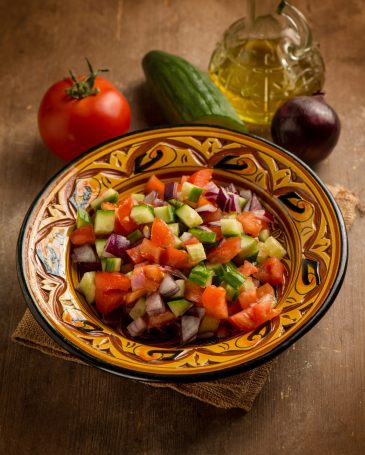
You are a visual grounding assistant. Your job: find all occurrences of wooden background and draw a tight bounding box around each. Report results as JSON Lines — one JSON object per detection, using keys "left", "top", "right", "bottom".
{"left": 0, "top": 0, "right": 364, "bottom": 453}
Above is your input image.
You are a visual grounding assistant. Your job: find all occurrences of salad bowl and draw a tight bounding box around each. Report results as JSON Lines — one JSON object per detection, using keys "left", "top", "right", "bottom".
{"left": 17, "top": 125, "right": 347, "bottom": 382}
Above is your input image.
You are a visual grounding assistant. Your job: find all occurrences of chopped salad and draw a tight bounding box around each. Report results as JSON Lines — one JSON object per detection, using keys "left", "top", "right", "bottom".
{"left": 70, "top": 169, "right": 287, "bottom": 345}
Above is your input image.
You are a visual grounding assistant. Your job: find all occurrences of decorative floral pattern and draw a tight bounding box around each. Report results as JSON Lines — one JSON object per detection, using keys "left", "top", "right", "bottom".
{"left": 18, "top": 126, "right": 347, "bottom": 380}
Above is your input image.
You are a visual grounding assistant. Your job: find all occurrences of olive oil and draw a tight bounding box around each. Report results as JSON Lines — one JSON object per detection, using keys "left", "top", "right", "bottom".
{"left": 209, "top": 37, "right": 325, "bottom": 136}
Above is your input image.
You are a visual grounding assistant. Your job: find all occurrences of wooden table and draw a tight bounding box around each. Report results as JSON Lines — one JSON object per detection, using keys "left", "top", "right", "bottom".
{"left": 1, "top": 0, "right": 364, "bottom": 453}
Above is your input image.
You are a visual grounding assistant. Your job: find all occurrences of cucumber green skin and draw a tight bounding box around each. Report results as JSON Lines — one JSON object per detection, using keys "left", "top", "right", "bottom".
{"left": 142, "top": 51, "right": 248, "bottom": 133}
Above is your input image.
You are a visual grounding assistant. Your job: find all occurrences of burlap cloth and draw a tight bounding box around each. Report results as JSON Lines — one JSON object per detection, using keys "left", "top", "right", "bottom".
{"left": 12, "top": 184, "right": 360, "bottom": 411}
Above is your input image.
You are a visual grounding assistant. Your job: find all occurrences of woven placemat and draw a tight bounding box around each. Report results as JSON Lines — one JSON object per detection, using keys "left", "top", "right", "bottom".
{"left": 12, "top": 184, "right": 359, "bottom": 411}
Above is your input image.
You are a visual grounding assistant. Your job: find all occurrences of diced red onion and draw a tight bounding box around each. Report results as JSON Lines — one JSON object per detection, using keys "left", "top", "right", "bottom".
{"left": 252, "top": 210, "right": 272, "bottom": 223}
{"left": 216, "top": 187, "right": 231, "bottom": 211}
{"left": 228, "top": 193, "right": 241, "bottom": 213}
{"left": 196, "top": 204, "right": 217, "bottom": 213}
{"left": 164, "top": 182, "right": 178, "bottom": 199}
{"left": 158, "top": 266, "right": 188, "bottom": 280}
{"left": 186, "top": 306, "right": 205, "bottom": 320}
{"left": 127, "top": 317, "right": 147, "bottom": 337}
{"left": 205, "top": 181, "right": 219, "bottom": 193}
{"left": 226, "top": 183, "right": 238, "bottom": 194}
{"left": 105, "top": 233, "right": 130, "bottom": 258}
{"left": 180, "top": 232, "right": 192, "bottom": 242}
{"left": 145, "top": 292, "right": 166, "bottom": 316}
{"left": 144, "top": 190, "right": 158, "bottom": 204}
{"left": 153, "top": 199, "right": 165, "bottom": 207}
{"left": 249, "top": 193, "right": 263, "bottom": 211}
{"left": 131, "top": 268, "right": 145, "bottom": 290}
{"left": 264, "top": 211, "right": 274, "bottom": 222}
{"left": 72, "top": 245, "right": 97, "bottom": 263}
{"left": 243, "top": 198, "right": 252, "bottom": 212}
{"left": 159, "top": 274, "right": 179, "bottom": 297}
{"left": 205, "top": 191, "right": 219, "bottom": 203}
{"left": 181, "top": 315, "right": 200, "bottom": 343}
{"left": 143, "top": 225, "right": 151, "bottom": 238}
{"left": 240, "top": 189, "right": 252, "bottom": 200}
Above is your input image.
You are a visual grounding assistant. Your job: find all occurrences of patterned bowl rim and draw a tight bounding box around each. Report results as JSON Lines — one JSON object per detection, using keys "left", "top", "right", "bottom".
{"left": 16, "top": 125, "right": 348, "bottom": 382}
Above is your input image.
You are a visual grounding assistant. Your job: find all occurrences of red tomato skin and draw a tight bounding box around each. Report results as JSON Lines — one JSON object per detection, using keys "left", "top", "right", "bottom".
{"left": 38, "top": 76, "right": 131, "bottom": 161}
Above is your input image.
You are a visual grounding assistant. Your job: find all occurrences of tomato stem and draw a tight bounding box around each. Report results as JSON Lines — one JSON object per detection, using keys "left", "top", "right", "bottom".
{"left": 65, "top": 58, "right": 109, "bottom": 99}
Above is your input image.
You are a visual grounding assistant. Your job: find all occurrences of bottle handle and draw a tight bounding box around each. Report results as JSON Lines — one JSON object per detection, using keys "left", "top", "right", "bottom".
{"left": 280, "top": 2, "right": 312, "bottom": 58}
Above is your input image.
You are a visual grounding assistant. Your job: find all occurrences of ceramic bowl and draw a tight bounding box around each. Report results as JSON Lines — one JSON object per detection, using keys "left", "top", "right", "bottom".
{"left": 17, "top": 125, "right": 348, "bottom": 382}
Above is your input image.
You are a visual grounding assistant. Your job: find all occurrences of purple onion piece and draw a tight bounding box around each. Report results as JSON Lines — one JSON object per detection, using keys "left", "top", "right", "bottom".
{"left": 105, "top": 233, "right": 130, "bottom": 258}
{"left": 264, "top": 210, "right": 274, "bottom": 222}
{"left": 229, "top": 193, "right": 241, "bottom": 213}
{"left": 144, "top": 190, "right": 158, "bottom": 205}
{"left": 159, "top": 274, "right": 180, "bottom": 297}
{"left": 164, "top": 182, "right": 178, "bottom": 199}
{"left": 153, "top": 198, "right": 165, "bottom": 207}
{"left": 240, "top": 189, "right": 252, "bottom": 200}
{"left": 249, "top": 193, "right": 263, "bottom": 211}
{"left": 181, "top": 315, "right": 200, "bottom": 344}
{"left": 186, "top": 306, "right": 205, "bottom": 320}
{"left": 196, "top": 204, "right": 217, "bottom": 213}
{"left": 180, "top": 232, "right": 192, "bottom": 242}
{"left": 205, "top": 181, "right": 219, "bottom": 193}
{"left": 127, "top": 317, "right": 147, "bottom": 337}
{"left": 226, "top": 183, "right": 238, "bottom": 194}
{"left": 72, "top": 245, "right": 98, "bottom": 263}
{"left": 205, "top": 191, "right": 219, "bottom": 203}
{"left": 145, "top": 292, "right": 166, "bottom": 316}
{"left": 216, "top": 186, "right": 231, "bottom": 211}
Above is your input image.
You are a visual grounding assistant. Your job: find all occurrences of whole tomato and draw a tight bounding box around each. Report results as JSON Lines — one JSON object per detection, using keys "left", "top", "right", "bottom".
{"left": 38, "top": 60, "right": 131, "bottom": 161}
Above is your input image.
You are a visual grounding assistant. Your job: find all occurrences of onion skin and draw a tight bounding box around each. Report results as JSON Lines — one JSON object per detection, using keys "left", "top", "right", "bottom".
{"left": 271, "top": 96, "right": 341, "bottom": 166}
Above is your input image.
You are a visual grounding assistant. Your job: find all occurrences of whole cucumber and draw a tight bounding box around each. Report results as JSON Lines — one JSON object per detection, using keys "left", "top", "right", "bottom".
{"left": 142, "top": 50, "right": 247, "bottom": 133}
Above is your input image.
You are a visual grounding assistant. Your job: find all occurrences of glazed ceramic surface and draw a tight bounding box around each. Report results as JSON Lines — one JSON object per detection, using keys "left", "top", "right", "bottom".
{"left": 17, "top": 126, "right": 347, "bottom": 381}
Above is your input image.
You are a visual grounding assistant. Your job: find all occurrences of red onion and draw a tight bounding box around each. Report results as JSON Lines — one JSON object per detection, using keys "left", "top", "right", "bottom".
{"left": 72, "top": 245, "right": 97, "bottom": 263}
{"left": 264, "top": 211, "right": 274, "bottom": 222}
{"left": 252, "top": 210, "right": 272, "bottom": 223}
{"left": 127, "top": 317, "right": 147, "bottom": 337}
{"left": 144, "top": 190, "right": 158, "bottom": 205}
{"left": 145, "top": 292, "right": 166, "bottom": 316}
{"left": 105, "top": 233, "right": 130, "bottom": 258}
{"left": 131, "top": 268, "right": 146, "bottom": 290}
{"left": 164, "top": 182, "right": 178, "bottom": 199}
{"left": 249, "top": 193, "right": 263, "bottom": 211}
{"left": 153, "top": 199, "right": 165, "bottom": 207}
{"left": 228, "top": 193, "right": 241, "bottom": 213}
{"left": 196, "top": 204, "right": 217, "bottom": 213}
{"left": 205, "top": 181, "right": 219, "bottom": 193}
{"left": 240, "top": 189, "right": 252, "bottom": 200}
{"left": 186, "top": 306, "right": 205, "bottom": 320}
{"left": 226, "top": 183, "right": 238, "bottom": 194}
{"left": 181, "top": 315, "right": 200, "bottom": 343}
{"left": 216, "top": 187, "right": 230, "bottom": 211}
{"left": 205, "top": 192, "right": 219, "bottom": 203}
{"left": 180, "top": 232, "right": 192, "bottom": 242}
{"left": 159, "top": 274, "right": 179, "bottom": 297}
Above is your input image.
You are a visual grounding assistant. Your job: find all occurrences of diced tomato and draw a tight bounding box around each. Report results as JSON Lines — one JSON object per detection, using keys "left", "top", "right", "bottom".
{"left": 143, "top": 265, "right": 165, "bottom": 283}
{"left": 208, "top": 225, "right": 223, "bottom": 240}
{"left": 188, "top": 169, "right": 213, "bottom": 187}
{"left": 147, "top": 311, "right": 176, "bottom": 328}
{"left": 115, "top": 196, "right": 138, "bottom": 235}
{"left": 130, "top": 265, "right": 164, "bottom": 292}
{"left": 126, "top": 244, "right": 145, "bottom": 264}
{"left": 207, "top": 237, "right": 241, "bottom": 264}
{"left": 184, "top": 280, "right": 204, "bottom": 305}
{"left": 94, "top": 272, "right": 131, "bottom": 314}
{"left": 202, "top": 285, "right": 228, "bottom": 319}
{"left": 229, "top": 308, "right": 257, "bottom": 331}
{"left": 254, "top": 257, "right": 285, "bottom": 285}
{"left": 101, "top": 202, "right": 117, "bottom": 210}
{"left": 124, "top": 289, "right": 146, "bottom": 304}
{"left": 139, "top": 238, "right": 163, "bottom": 263}
{"left": 252, "top": 297, "right": 281, "bottom": 325}
{"left": 257, "top": 283, "right": 275, "bottom": 299}
{"left": 145, "top": 175, "right": 165, "bottom": 199}
{"left": 238, "top": 260, "right": 258, "bottom": 277}
{"left": 70, "top": 225, "right": 95, "bottom": 245}
{"left": 150, "top": 218, "right": 176, "bottom": 248}
{"left": 228, "top": 300, "right": 242, "bottom": 315}
{"left": 238, "top": 289, "right": 258, "bottom": 310}
{"left": 160, "top": 247, "right": 190, "bottom": 269}
{"left": 182, "top": 236, "right": 200, "bottom": 247}
{"left": 201, "top": 208, "right": 222, "bottom": 223}
{"left": 237, "top": 212, "right": 265, "bottom": 237}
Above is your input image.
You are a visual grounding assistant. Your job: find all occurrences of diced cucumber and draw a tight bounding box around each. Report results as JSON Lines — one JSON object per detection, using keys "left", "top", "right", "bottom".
{"left": 256, "top": 242, "right": 269, "bottom": 264}
{"left": 242, "top": 278, "right": 256, "bottom": 292}
{"left": 76, "top": 208, "right": 91, "bottom": 228}
{"left": 174, "top": 235, "right": 183, "bottom": 249}
{"left": 95, "top": 239, "right": 107, "bottom": 257}
{"left": 167, "top": 198, "right": 184, "bottom": 209}
{"left": 131, "top": 193, "right": 145, "bottom": 202}
{"left": 77, "top": 272, "right": 96, "bottom": 304}
{"left": 94, "top": 210, "right": 116, "bottom": 235}
{"left": 223, "top": 283, "right": 240, "bottom": 301}
{"left": 188, "top": 228, "right": 216, "bottom": 244}
{"left": 264, "top": 236, "right": 287, "bottom": 259}
{"left": 130, "top": 204, "right": 155, "bottom": 224}
{"left": 172, "top": 279, "right": 185, "bottom": 298}
{"left": 259, "top": 228, "right": 270, "bottom": 242}
{"left": 176, "top": 204, "right": 203, "bottom": 228}
{"left": 91, "top": 188, "right": 119, "bottom": 210}
{"left": 239, "top": 196, "right": 248, "bottom": 210}
{"left": 189, "top": 265, "right": 212, "bottom": 286}
{"left": 206, "top": 262, "right": 225, "bottom": 277}
{"left": 154, "top": 205, "right": 176, "bottom": 223}
{"left": 181, "top": 181, "right": 203, "bottom": 202}
{"left": 186, "top": 243, "right": 206, "bottom": 262}
{"left": 129, "top": 297, "right": 146, "bottom": 320}
{"left": 199, "top": 315, "right": 220, "bottom": 334}
{"left": 127, "top": 229, "right": 143, "bottom": 244}
{"left": 101, "top": 257, "right": 122, "bottom": 272}
{"left": 221, "top": 218, "right": 243, "bottom": 237}
{"left": 234, "top": 235, "right": 259, "bottom": 264}
{"left": 167, "top": 223, "right": 180, "bottom": 236}
{"left": 223, "top": 266, "right": 245, "bottom": 288}
{"left": 167, "top": 299, "right": 193, "bottom": 317}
